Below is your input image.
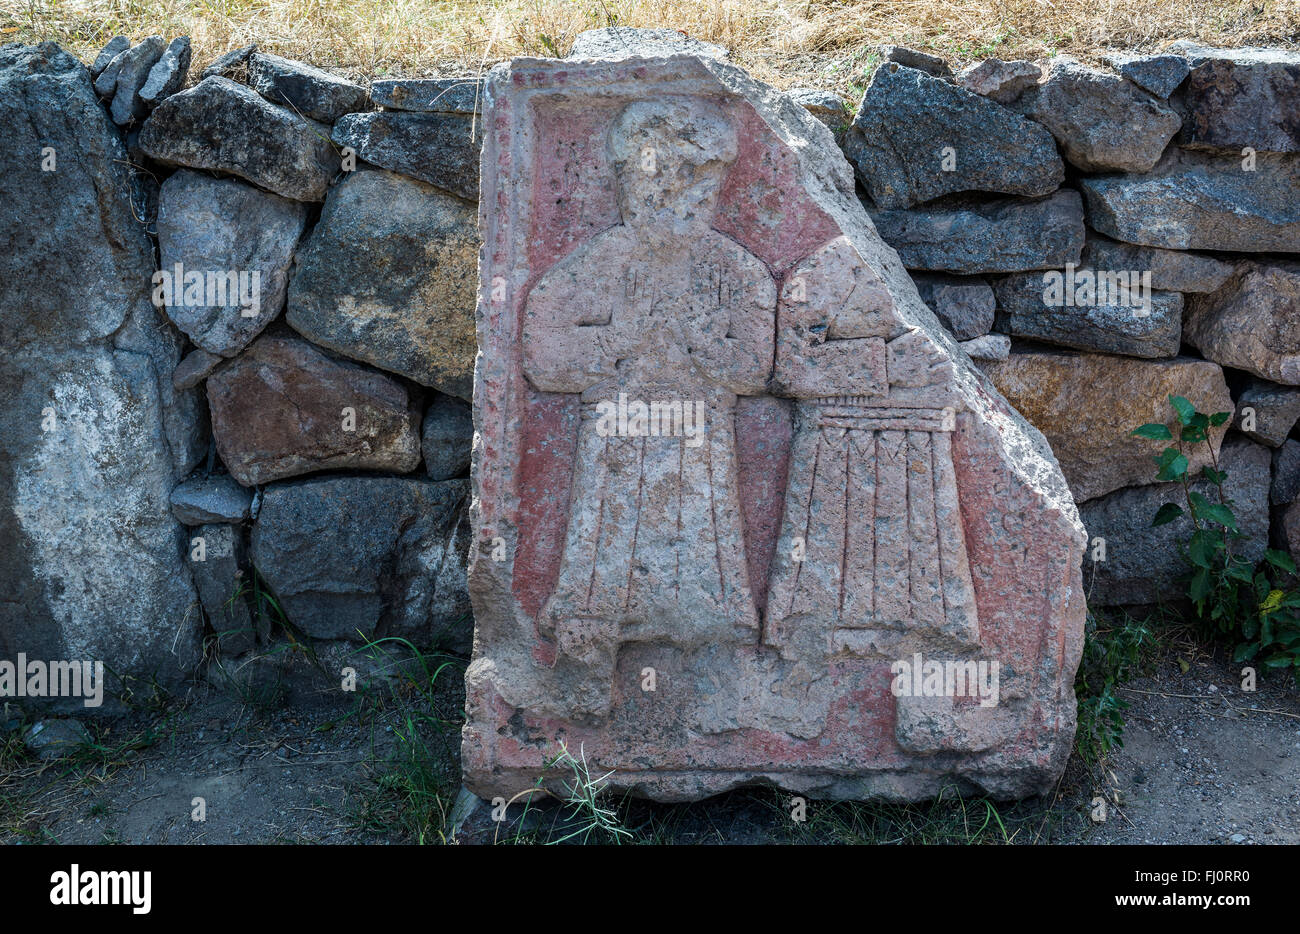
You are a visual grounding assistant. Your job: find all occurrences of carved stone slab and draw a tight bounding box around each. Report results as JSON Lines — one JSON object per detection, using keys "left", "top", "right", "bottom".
{"left": 463, "top": 55, "right": 1087, "bottom": 802}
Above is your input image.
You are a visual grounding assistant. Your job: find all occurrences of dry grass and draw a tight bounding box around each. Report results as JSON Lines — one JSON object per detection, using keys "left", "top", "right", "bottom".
{"left": 2, "top": 0, "right": 1298, "bottom": 95}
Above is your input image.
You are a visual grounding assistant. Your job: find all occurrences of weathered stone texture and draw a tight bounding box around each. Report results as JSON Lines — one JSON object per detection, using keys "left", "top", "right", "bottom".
{"left": 463, "top": 54, "right": 1086, "bottom": 803}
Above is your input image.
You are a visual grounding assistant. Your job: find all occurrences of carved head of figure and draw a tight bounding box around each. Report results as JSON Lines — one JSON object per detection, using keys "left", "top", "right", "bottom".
{"left": 608, "top": 99, "right": 738, "bottom": 237}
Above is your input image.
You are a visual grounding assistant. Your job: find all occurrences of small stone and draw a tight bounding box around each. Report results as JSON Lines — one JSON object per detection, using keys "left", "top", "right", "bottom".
{"left": 422, "top": 395, "right": 473, "bottom": 480}
{"left": 568, "top": 27, "right": 727, "bottom": 60}
{"left": 871, "top": 190, "right": 1084, "bottom": 274}
{"left": 138, "top": 36, "right": 191, "bottom": 106}
{"left": 173, "top": 348, "right": 223, "bottom": 390}
{"left": 331, "top": 111, "right": 481, "bottom": 201}
{"left": 1230, "top": 833, "right": 1246, "bottom": 843}
{"left": 879, "top": 44, "right": 952, "bottom": 80}
{"left": 1184, "top": 262, "right": 1300, "bottom": 385}
{"left": 1082, "top": 234, "right": 1235, "bottom": 293}
{"left": 156, "top": 170, "right": 309, "bottom": 356}
{"left": 844, "top": 63, "right": 1063, "bottom": 209}
{"left": 1272, "top": 440, "right": 1300, "bottom": 505}
{"left": 371, "top": 77, "right": 484, "bottom": 113}
{"left": 200, "top": 44, "right": 256, "bottom": 80}
{"left": 109, "top": 35, "right": 166, "bottom": 126}
{"left": 955, "top": 58, "right": 1040, "bottom": 103}
{"left": 206, "top": 332, "right": 422, "bottom": 486}
{"left": 1280, "top": 499, "right": 1300, "bottom": 560}
{"left": 1105, "top": 53, "right": 1189, "bottom": 99}
{"left": 911, "top": 273, "right": 995, "bottom": 339}
{"left": 170, "top": 474, "right": 254, "bottom": 525}
{"left": 1235, "top": 379, "right": 1300, "bottom": 448}
{"left": 785, "top": 87, "right": 847, "bottom": 128}
{"left": 247, "top": 52, "right": 368, "bottom": 123}
{"left": 961, "top": 333, "right": 1009, "bottom": 361}
{"left": 93, "top": 46, "right": 128, "bottom": 96}
{"left": 139, "top": 76, "right": 341, "bottom": 202}
{"left": 1012, "top": 56, "right": 1181, "bottom": 172}
{"left": 90, "top": 35, "right": 130, "bottom": 78}
{"left": 189, "top": 524, "right": 256, "bottom": 656}
{"left": 24, "top": 719, "right": 91, "bottom": 760}
{"left": 993, "top": 270, "right": 1183, "bottom": 358}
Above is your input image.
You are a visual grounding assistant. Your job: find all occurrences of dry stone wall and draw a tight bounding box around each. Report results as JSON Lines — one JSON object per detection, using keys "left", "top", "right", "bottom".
{"left": 0, "top": 28, "right": 1297, "bottom": 785}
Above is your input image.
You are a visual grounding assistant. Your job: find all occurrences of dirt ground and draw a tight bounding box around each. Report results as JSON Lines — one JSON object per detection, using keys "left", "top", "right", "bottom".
{"left": 2, "top": 641, "right": 1296, "bottom": 845}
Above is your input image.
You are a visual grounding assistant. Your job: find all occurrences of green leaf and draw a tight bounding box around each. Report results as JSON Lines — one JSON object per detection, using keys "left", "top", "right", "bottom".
{"left": 1242, "top": 614, "right": 1259, "bottom": 639}
{"left": 1189, "top": 567, "right": 1213, "bottom": 602}
{"left": 1155, "top": 447, "right": 1189, "bottom": 482}
{"left": 1208, "top": 412, "right": 1231, "bottom": 426}
{"left": 1233, "top": 642, "right": 1258, "bottom": 662}
{"left": 1263, "top": 654, "right": 1294, "bottom": 669}
{"left": 1226, "top": 561, "right": 1255, "bottom": 583}
{"left": 1131, "top": 423, "right": 1173, "bottom": 441}
{"left": 1180, "top": 425, "right": 1207, "bottom": 444}
{"left": 1187, "top": 534, "right": 1215, "bottom": 569}
{"left": 1168, "top": 394, "right": 1196, "bottom": 426}
{"left": 1188, "top": 491, "right": 1238, "bottom": 530}
{"left": 1203, "top": 467, "right": 1227, "bottom": 485}
{"left": 1152, "top": 502, "right": 1184, "bottom": 527}
{"left": 1264, "top": 549, "right": 1298, "bottom": 575}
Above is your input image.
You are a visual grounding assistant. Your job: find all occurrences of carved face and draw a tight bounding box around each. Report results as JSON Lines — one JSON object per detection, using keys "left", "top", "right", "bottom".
{"left": 608, "top": 100, "right": 738, "bottom": 235}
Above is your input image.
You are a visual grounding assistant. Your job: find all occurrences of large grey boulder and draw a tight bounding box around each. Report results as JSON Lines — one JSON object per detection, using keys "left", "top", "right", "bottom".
{"left": 843, "top": 63, "right": 1063, "bottom": 209}
{"left": 156, "top": 170, "right": 309, "bottom": 357}
{"left": 1180, "top": 46, "right": 1300, "bottom": 153}
{"left": 331, "top": 111, "right": 481, "bottom": 201}
{"left": 871, "top": 190, "right": 1085, "bottom": 273}
{"left": 993, "top": 270, "right": 1183, "bottom": 358}
{"left": 2, "top": 348, "right": 203, "bottom": 701}
{"left": 3, "top": 44, "right": 150, "bottom": 352}
{"left": 247, "top": 52, "right": 368, "bottom": 123}
{"left": 1081, "top": 439, "right": 1270, "bottom": 605}
{"left": 287, "top": 168, "right": 478, "bottom": 398}
{"left": 1012, "top": 56, "right": 1181, "bottom": 172}
{"left": 250, "top": 476, "right": 470, "bottom": 645}
{"left": 1184, "top": 262, "right": 1300, "bottom": 385}
{"left": 0, "top": 44, "right": 203, "bottom": 702}
{"left": 1079, "top": 148, "right": 1300, "bottom": 252}
{"left": 139, "top": 76, "right": 341, "bottom": 202}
